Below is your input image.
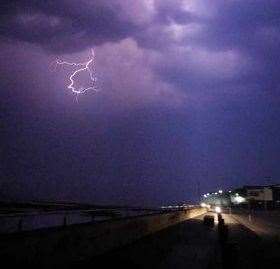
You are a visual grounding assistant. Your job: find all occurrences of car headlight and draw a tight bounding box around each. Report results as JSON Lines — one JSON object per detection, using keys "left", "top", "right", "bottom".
{"left": 215, "top": 206, "right": 221, "bottom": 213}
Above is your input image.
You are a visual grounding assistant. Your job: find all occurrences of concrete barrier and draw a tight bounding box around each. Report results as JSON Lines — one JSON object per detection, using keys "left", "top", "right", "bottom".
{"left": 0, "top": 207, "right": 206, "bottom": 266}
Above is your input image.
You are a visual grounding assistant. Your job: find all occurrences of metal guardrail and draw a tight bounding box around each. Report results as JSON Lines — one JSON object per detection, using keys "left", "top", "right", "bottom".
{"left": 0, "top": 201, "right": 199, "bottom": 234}
{"left": 0, "top": 207, "right": 206, "bottom": 266}
{"left": 0, "top": 209, "right": 172, "bottom": 234}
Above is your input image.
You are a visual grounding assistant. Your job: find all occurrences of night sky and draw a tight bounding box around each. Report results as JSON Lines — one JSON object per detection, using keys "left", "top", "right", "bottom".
{"left": 1, "top": 1, "right": 280, "bottom": 206}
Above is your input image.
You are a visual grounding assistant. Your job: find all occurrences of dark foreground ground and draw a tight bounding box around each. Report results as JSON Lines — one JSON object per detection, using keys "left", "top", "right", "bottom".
{"left": 77, "top": 213, "right": 280, "bottom": 269}
{"left": 2, "top": 212, "right": 280, "bottom": 268}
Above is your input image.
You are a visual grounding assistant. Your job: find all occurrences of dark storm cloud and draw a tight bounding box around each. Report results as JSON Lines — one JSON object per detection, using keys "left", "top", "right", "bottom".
{"left": 190, "top": 0, "right": 280, "bottom": 54}
{"left": 134, "top": 0, "right": 280, "bottom": 95}
{"left": 1, "top": 0, "right": 280, "bottom": 205}
{"left": 0, "top": 0, "right": 139, "bottom": 53}
{"left": 153, "top": 0, "right": 194, "bottom": 25}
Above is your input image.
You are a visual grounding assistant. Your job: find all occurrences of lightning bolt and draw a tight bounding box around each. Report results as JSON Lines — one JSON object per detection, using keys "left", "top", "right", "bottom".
{"left": 53, "top": 49, "right": 98, "bottom": 101}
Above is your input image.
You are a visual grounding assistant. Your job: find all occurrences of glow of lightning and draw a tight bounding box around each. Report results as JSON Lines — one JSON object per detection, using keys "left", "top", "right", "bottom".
{"left": 53, "top": 49, "right": 98, "bottom": 100}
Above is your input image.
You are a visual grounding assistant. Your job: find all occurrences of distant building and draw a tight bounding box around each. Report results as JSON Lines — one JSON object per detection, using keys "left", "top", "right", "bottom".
{"left": 201, "top": 184, "right": 280, "bottom": 209}
{"left": 240, "top": 185, "right": 280, "bottom": 208}
{"left": 271, "top": 185, "right": 280, "bottom": 206}
{"left": 245, "top": 185, "right": 272, "bottom": 201}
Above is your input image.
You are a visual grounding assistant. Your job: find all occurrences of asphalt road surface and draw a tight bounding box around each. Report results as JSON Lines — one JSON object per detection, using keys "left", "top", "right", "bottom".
{"left": 231, "top": 209, "right": 280, "bottom": 236}
{"left": 82, "top": 213, "right": 220, "bottom": 269}
{"left": 75, "top": 212, "right": 280, "bottom": 269}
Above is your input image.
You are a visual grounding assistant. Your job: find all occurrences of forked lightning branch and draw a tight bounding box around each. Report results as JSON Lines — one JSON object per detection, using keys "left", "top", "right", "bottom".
{"left": 53, "top": 49, "right": 98, "bottom": 98}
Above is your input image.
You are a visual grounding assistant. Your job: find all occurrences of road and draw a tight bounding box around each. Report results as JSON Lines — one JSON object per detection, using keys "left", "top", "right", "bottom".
{"left": 76, "top": 212, "right": 280, "bottom": 269}
{"left": 231, "top": 209, "right": 280, "bottom": 236}
{"left": 81, "top": 212, "right": 221, "bottom": 269}
{"left": 223, "top": 213, "right": 280, "bottom": 268}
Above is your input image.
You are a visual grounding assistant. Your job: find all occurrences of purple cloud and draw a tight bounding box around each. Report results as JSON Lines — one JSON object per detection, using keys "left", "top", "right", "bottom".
{"left": 1, "top": 0, "right": 280, "bottom": 205}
